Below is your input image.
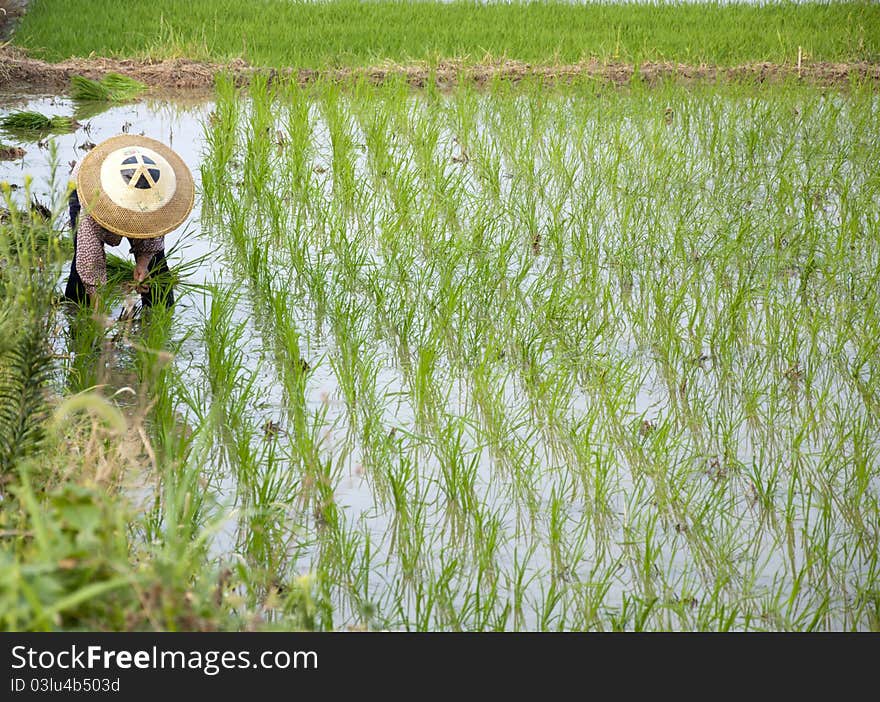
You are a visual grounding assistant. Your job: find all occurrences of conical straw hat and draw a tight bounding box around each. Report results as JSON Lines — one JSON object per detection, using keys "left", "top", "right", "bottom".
{"left": 75, "top": 134, "right": 194, "bottom": 239}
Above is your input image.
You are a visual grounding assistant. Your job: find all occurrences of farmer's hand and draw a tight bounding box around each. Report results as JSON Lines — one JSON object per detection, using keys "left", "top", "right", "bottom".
{"left": 133, "top": 254, "right": 152, "bottom": 291}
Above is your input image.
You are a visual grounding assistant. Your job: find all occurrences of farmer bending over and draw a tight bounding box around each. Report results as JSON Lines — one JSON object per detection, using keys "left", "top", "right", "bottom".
{"left": 64, "top": 134, "right": 194, "bottom": 309}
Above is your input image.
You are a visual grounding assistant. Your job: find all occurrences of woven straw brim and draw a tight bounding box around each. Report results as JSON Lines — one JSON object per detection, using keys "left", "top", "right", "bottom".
{"left": 76, "top": 134, "right": 195, "bottom": 239}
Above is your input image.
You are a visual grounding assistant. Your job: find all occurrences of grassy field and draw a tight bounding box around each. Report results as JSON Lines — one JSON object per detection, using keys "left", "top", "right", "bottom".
{"left": 11, "top": 0, "right": 880, "bottom": 67}
{"left": 2, "top": 74, "right": 878, "bottom": 630}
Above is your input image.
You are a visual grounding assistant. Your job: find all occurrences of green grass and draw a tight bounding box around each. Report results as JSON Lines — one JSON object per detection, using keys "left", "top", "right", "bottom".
{"left": 12, "top": 0, "right": 880, "bottom": 68}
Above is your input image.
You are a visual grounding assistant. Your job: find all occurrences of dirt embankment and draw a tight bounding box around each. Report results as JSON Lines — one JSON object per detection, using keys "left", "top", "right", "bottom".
{"left": 1, "top": 45, "right": 878, "bottom": 94}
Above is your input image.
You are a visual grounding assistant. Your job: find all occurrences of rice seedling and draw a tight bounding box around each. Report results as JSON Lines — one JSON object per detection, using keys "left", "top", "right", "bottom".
{"left": 193, "top": 74, "right": 880, "bottom": 631}
{"left": 70, "top": 73, "right": 148, "bottom": 102}
{"left": 0, "top": 111, "right": 78, "bottom": 136}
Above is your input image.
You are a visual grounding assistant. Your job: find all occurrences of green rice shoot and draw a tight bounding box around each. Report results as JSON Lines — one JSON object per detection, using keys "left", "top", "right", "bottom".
{"left": 0, "top": 111, "right": 77, "bottom": 135}
{"left": 70, "top": 73, "right": 148, "bottom": 102}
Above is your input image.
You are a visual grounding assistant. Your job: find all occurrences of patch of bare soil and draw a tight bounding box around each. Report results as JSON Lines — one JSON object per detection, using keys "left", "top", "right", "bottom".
{"left": 1, "top": 46, "right": 878, "bottom": 94}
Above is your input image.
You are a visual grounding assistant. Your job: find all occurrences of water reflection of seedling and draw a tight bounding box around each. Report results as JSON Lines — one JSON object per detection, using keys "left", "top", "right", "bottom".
{"left": 707, "top": 456, "right": 726, "bottom": 481}
{"left": 115, "top": 290, "right": 140, "bottom": 325}
{"left": 785, "top": 362, "right": 803, "bottom": 388}
{"left": 692, "top": 353, "right": 710, "bottom": 368}
{"left": 261, "top": 419, "right": 286, "bottom": 439}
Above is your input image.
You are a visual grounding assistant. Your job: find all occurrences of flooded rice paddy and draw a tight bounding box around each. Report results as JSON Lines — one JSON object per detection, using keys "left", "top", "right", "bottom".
{"left": 2, "top": 78, "right": 879, "bottom": 630}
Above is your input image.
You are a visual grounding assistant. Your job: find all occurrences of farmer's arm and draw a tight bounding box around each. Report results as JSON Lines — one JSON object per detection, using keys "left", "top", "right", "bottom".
{"left": 75, "top": 215, "right": 117, "bottom": 303}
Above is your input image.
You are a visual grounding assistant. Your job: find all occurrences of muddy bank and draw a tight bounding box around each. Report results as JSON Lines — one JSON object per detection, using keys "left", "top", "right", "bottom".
{"left": 1, "top": 46, "right": 878, "bottom": 93}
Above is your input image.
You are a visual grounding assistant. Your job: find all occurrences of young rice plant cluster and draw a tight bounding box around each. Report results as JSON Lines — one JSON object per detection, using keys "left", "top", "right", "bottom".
{"left": 193, "top": 76, "right": 880, "bottom": 630}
